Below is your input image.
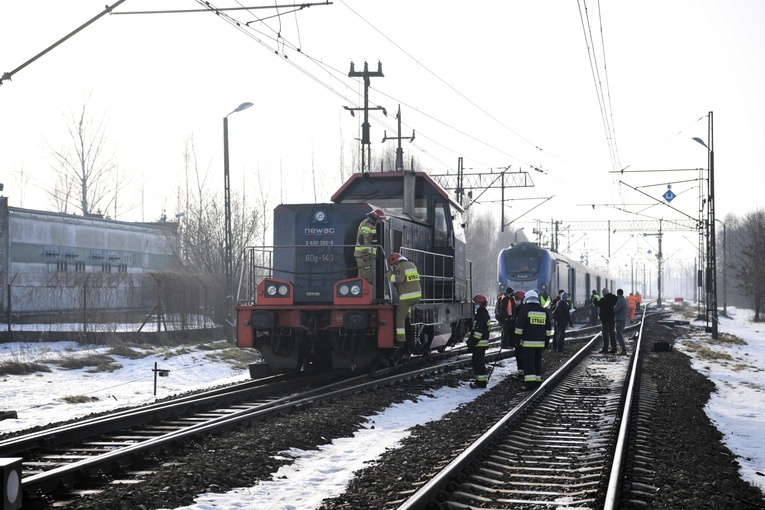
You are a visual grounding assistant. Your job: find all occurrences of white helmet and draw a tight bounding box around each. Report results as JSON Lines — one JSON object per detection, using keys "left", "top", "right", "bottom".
{"left": 525, "top": 289, "right": 539, "bottom": 303}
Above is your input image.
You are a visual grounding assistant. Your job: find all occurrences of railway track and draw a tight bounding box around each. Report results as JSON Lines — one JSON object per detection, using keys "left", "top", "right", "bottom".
{"left": 397, "top": 317, "right": 648, "bottom": 509}
{"left": 3, "top": 341, "right": 509, "bottom": 507}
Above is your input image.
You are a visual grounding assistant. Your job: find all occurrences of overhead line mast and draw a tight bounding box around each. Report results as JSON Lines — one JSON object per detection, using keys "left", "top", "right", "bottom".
{"left": 431, "top": 162, "right": 535, "bottom": 230}
{"left": 382, "top": 105, "right": 415, "bottom": 172}
{"left": 345, "top": 61, "right": 386, "bottom": 173}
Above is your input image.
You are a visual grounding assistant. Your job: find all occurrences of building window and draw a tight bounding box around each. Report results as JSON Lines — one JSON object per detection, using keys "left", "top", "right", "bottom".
{"left": 101, "top": 263, "right": 112, "bottom": 273}
{"left": 118, "top": 263, "right": 128, "bottom": 274}
{"left": 56, "top": 260, "right": 68, "bottom": 272}
{"left": 75, "top": 261, "right": 86, "bottom": 272}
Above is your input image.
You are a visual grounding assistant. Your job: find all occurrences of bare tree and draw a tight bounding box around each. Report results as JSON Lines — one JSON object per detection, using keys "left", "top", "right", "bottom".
{"left": 48, "top": 96, "right": 127, "bottom": 217}
{"left": 171, "top": 136, "right": 262, "bottom": 323}
{"left": 728, "top": 208, "right": 765, "bottom": 321}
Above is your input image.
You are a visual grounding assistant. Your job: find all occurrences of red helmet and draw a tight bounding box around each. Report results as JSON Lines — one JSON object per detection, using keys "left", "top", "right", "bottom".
{"left": 388, "top": 252, "right": 403, "bottom": 266}
{"left": 368, "top": 209, "right": 386, "bottom": 221}
{"left": 514, "top": 290, "right": 526, "bottom": 301}
{"left": 473, "top": 294, "right": 487, "bottom": 305}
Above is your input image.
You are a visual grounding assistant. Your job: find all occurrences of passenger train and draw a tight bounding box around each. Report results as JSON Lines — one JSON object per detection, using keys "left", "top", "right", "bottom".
{"left": 236, "top": 171, "right": 475, "bottom": 372}
{"left": 497, "top": 242, "right": 611, "bottom": 322}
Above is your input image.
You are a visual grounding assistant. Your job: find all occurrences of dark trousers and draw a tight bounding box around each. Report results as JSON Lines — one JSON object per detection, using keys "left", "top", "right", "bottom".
{"left": 554, "top": 319, "right": 568, "bottom": 351}
{"left": 522, "top": 347, "right": 543, "bottom": 384}
{"left": 510, "top": 332, "right": 524, "bottom": 374}
{"left": 615, "top": 320, "right": 627, "bottom": 351}
{"left": 500, "top": 320, "right": 512, "bottom": 348}
{"left": 472, "top": 347, "right": 487, "bottom": 385}
{"left": 601, "top": 321, "right": 617, "bottom": 352}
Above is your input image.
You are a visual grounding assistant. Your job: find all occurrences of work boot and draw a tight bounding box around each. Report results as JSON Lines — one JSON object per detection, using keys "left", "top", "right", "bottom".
{"left": 618, "top": 349, "right": 628, "bottom": 356}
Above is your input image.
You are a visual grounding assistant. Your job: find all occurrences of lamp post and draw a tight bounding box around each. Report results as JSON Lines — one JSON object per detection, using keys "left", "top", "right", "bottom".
{"left": 223, "top": 101, "right": 253, "bottom": 342}
{"left": 716, "top": 218, "right": 727, "bottom": 317}
{"left": 693, "top": 111, "right": 718, "bottom": 339}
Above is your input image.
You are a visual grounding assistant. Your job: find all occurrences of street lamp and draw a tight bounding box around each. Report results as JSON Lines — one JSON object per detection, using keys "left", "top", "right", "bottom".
{"left": 692, "top": 110, "right": 718, "bottom": 339}
{"left": 223, "top": 101, "right": 253, "bottom": 342}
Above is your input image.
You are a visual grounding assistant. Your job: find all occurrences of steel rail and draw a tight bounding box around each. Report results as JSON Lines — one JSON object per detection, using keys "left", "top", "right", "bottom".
{"left": 398, "top": 332, "right": 602, "bottom": 509}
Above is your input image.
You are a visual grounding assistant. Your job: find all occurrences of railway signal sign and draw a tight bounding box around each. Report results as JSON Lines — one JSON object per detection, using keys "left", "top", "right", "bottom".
{"left": 663, "top": 189, "right": 676, "bottom": 203}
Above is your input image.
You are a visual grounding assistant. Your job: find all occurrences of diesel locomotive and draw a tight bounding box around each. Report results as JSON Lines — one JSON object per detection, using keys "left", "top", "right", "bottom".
{"left": 497, "top": 242, "right": 612, "bottom": 322}
{"left": 236, "top": 171, "right": 474, "bottom": 372}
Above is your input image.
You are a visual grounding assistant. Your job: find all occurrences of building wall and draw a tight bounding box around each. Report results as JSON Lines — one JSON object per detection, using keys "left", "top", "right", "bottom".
{"left": 0, "top": 197, "right": 179, "bottom": 314}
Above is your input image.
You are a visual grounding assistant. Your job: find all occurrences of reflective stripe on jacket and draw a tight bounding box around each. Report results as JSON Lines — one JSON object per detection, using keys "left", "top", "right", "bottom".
{"left": 515, "top": 302, "right": 553, "bottom": 348}
{"left": 354, "top": 217, "right": 378, "bottom": 257}
{"left": 472, "top": 306, "right": 490, "bottom": 348}
{"left": 392, "top": 260, "right": 421, "bottom": 300}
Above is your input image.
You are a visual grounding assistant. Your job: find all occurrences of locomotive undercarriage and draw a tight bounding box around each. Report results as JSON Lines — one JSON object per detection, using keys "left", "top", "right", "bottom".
{"left": 255, "top": 326, "right": 379, "bottom": 372}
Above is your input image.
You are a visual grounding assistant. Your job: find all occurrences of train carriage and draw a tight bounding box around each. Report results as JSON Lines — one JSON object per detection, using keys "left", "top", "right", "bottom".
{"left": 236, "top": 171, "right": 474, "bottom": 372}
{"left": 497, "top": 242, "right": 611, "bottom": 322}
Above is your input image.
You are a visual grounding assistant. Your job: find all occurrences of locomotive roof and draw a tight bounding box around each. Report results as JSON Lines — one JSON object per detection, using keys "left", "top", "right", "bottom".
{"left": 330, "top": 171, "right": 464, "bottom": 212}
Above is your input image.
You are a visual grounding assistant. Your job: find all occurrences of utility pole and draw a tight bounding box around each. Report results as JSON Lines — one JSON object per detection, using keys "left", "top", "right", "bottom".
{"left": 382, "top": 105, "right": 414, "bottom": 172}
{"left": 346, "top": 61, "right": 386, "bottom": 173}
{"left": 643, "top": 220, "right": 664, "bottom": 307}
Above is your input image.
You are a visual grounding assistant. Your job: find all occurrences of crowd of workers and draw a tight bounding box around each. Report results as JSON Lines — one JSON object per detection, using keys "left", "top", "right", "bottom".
{"left": 353, "top": 208, "right": 643, "bottom": 392}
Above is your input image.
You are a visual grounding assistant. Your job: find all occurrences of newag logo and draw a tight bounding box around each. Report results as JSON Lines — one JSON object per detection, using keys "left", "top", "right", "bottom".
{"left": 305, "top": 227, "right": 335, "bottom": 236}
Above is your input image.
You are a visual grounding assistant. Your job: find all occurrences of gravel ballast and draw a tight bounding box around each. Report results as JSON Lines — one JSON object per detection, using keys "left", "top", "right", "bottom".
{"left": 32, "top": 313, "right": 765, "bottom": 509}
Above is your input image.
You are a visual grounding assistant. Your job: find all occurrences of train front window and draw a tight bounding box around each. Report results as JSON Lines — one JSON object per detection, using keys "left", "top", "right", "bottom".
{"left": 504, "top": 252, "right": 540, "bottom": 274}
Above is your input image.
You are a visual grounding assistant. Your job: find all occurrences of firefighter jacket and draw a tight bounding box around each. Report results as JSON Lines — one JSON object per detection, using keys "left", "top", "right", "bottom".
{"left": 514, "top": 301, "right": 553, "bottom": 348}
{"left": 470, "top": 305, "right": 491, "bottom": 348}
{"left": 354, "top": 217, "right": 379, "bottom": 258}
{"left": 390, "top": 260, "right": 421, "bottom": 301}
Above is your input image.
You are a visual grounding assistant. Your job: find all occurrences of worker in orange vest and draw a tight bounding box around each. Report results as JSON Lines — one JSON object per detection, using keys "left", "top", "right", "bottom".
{"left": 627, "top": 292, "right": 637, "bottom": 323}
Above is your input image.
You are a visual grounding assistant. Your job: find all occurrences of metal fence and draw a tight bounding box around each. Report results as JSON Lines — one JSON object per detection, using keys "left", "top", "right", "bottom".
{"left": 2, "top": 271, "right": 226, "bottom": 335}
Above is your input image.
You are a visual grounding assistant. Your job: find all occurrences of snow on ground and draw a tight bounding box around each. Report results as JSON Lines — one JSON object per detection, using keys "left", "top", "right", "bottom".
{"left": 0, "top": 339, "right": 251, "bottom": 434}
{"left": 671, "top": 306, "right": 765, "bottom": 492}
{"left": 1, "top": 306, "right": 763, "bottom": 509}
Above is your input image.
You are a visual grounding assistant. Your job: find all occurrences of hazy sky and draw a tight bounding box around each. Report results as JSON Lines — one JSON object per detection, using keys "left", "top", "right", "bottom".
{"left": 2, "top": 1, "right": 764, "bottom": 286}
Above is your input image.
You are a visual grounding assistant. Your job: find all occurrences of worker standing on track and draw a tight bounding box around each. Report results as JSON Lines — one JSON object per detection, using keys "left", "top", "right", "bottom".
{"left": 511, "top": 290, "right": 527, "bottom": 380}
{"left": 495, "top": 287, "right": 515, "bottom": 349}
{"left": 468, "top": 294, "right": 491, "bottom": 388}
{"left": 590, "top": 289, "right": 600, "bottom": 326}
{"left": 628, "top": 292, "right": 637, "bottom": 323}
{"left": 514, "top": 290, "right": 553, "bottom": 390}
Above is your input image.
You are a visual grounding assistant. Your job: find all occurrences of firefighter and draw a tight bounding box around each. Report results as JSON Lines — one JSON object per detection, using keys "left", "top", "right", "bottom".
{"left": 511, "top": 290, "right": 526, "bottom": 380}
{"left": 387, "top": 252, "right": 421, "bottom": 349}
{"left": 468, "top": 294, "right": 491, "bottom": 388}
{"left": 354, "top": 209, "right": 385, "bottom": 285}
{"left": 514, "top": 289, "right": 553, "bottom": 390}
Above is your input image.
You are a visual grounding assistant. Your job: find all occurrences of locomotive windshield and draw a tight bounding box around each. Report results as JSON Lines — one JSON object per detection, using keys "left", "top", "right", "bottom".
{"left": 503, "top": 250, "right": 541, "bottom": 275}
